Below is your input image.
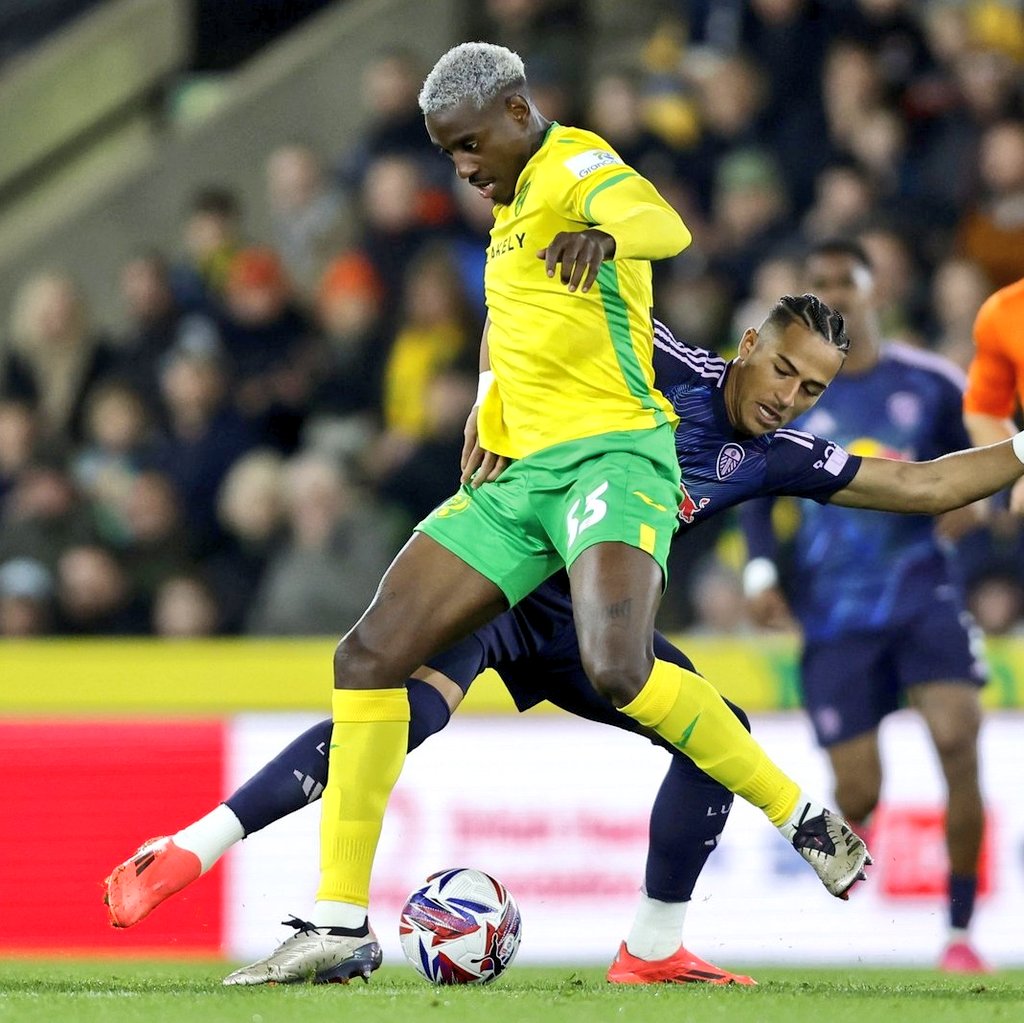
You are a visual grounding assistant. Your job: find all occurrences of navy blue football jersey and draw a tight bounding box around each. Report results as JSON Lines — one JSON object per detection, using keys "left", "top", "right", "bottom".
{"left": 741, "top": 341, "right": 971, "bottom": 641}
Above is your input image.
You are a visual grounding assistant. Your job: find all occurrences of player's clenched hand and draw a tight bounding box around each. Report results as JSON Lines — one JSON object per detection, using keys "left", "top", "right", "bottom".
{"left": 537, "top": 229, "right": 615, "bottom": 293}
{"left": 461, "top": 405, "right": 509, "bottom": 488}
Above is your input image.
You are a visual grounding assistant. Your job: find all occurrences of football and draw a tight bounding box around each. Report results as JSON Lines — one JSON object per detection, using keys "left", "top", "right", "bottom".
{"left": 399, "top": 867, "right": 522, "bottom": 984}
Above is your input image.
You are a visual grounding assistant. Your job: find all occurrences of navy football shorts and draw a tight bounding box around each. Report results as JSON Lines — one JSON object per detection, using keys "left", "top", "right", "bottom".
{"left": 424, "top": 575, "right": 711, "bottom": 745}
{"left": 800, "top": 589, "right": 987, "bottom": 748}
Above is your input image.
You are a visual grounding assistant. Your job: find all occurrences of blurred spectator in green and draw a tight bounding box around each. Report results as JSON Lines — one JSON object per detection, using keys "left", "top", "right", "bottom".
{"left": 738, "top": 0, "right": 838, "bottom": 208}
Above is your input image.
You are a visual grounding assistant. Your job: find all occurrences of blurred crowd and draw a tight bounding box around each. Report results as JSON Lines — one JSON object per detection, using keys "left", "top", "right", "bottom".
{"left": 2, "top": 0, "right": 1024, "bottom": 639}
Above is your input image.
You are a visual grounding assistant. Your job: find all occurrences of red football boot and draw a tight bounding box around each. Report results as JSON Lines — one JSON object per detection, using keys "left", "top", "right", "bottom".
{"left": 607, "top": 942, "right": 757, "bottom": 986}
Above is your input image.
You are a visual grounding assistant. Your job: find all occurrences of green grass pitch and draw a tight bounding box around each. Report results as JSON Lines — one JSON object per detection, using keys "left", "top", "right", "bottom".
{"left": 1, "top": 960, "right": 1023, "bottom": 1023}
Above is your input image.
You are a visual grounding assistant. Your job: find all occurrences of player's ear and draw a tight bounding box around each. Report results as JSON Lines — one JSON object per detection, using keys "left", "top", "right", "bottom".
{"left": 506, "top": 93, "right": 530, "bottom": 123}
{"left": 737, "top": 328, "right": 759, "bottom": 361}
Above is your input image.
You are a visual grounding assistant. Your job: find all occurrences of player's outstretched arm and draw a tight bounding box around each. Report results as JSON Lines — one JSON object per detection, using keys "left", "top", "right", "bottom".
{"left": 830, "top": 435, "right": 1024, "bottom": 513}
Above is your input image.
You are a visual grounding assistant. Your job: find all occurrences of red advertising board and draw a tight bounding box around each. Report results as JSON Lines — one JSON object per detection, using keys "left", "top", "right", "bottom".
{"left": 0, "top": 720, "right": 225, "bottom": 954}
{"left": 872, "top": 804, "right": 994, "bottom": 899}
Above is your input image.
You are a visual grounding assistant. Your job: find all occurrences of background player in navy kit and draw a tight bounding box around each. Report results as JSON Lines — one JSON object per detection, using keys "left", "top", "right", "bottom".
{"left": 106, "top": 294, "right": 1024, "bottom": 980}
{"left": 741, "top": 241, "right": 989, "bottom": 974}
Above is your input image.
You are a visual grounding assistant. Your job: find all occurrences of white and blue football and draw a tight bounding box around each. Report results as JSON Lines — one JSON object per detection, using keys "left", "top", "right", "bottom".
{"left": 399, "top": 867, "right": 522, "bottom": 984}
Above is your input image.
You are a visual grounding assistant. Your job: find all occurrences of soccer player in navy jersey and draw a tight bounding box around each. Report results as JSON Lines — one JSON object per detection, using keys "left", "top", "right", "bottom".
{"left": 105, "top": 294, "right": 1024, "bottom": 982}
{"left": 741, "top": 240, "right": 991, "bottom": 973}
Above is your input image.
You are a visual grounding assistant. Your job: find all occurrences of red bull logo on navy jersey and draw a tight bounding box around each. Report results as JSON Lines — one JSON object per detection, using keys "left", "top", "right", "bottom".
{"left": 678, "top": 482, "right": 710, "bottom": 524}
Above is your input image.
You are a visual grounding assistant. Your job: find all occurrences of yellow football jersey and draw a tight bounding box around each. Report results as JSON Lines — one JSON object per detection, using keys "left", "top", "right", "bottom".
{"left": 478, "top": 123, "right": 690, "bottom": 459}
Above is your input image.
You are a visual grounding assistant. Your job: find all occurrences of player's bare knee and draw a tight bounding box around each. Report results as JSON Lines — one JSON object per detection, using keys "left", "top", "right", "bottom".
{"left": 581, "top": 654, "right": 652, "bottom": 708}
{"left": 930, "top": 724, "right": 979, "bottom": 774}
{"left": 333, "top": 632, "right": 390, "bottom": 689}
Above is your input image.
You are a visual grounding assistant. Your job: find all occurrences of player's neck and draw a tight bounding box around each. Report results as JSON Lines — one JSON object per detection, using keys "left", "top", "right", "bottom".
{"left": 526, "top": 116, "right": 554, "bottom": 160}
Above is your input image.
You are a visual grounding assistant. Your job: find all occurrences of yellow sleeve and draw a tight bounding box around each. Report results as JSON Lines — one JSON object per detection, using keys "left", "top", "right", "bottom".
{"left": 578, "top": 170, "right": 691, "bottom": 261}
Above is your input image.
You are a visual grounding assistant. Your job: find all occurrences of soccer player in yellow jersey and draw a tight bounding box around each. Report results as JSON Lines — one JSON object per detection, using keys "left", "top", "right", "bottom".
{"left": 223, "top": 43, "right": 868, "bottom": 985}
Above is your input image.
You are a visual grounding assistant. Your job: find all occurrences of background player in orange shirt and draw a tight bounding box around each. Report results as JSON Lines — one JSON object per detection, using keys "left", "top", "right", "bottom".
{"left": 964, "top": 278, "right": 1024, "bottom": 511}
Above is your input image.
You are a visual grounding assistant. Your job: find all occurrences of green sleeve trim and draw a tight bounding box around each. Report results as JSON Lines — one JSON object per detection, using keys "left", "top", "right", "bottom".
{"left": 582, "top": 170, "right": 636, "bottom": 222}
{"left": 595, "top": 262, "right": 669, "bottom": 427}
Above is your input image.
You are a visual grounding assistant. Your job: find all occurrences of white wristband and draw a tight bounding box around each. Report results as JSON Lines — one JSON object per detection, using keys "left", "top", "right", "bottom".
{"left": 742, "top": 557, "right": 779, "bottom": 598}
{"left": 1012, "top": 431, "right": 1024, "bottom": 466}
{"left": 476, "top": 370, "right": 495, "bottom": 406}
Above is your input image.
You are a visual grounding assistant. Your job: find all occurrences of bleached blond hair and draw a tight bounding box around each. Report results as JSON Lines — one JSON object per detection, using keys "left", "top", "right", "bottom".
{"left": 418, "top": 42, "right": 526, "bottom": 115}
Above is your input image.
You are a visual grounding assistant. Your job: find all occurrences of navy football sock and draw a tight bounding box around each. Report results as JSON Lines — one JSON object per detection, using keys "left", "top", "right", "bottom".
{"left": 644, "top": 699, "right": 750, "bottom": 902}
{"left": 949, "top": 872, "right": 978, "bottom": 931}
{"left": 406, "top": 678, "right": 454, "bottom": 751}
{"left": 225, "top": 677, "right": 452, "bottom": 836}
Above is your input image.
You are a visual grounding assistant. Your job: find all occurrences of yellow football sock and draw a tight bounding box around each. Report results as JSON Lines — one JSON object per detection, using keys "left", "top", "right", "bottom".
{"left": 317, "top": 687, "right": 410, "bottom": 907}
{"left": 620, "top": 658, "right": 799, "bottom": 825}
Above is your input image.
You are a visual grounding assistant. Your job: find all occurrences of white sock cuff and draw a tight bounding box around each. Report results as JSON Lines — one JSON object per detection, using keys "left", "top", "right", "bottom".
{"left": 311, "top": 900, "right": 369, "bottom": 930}
{"left": 777, "top": 791, "right": 824, "bottom": 842}
{"left": 625, "top": 891, "right": 688, "bottom": 961}
{"left": 174, "top": 803, "right": 245, "bottom": 874}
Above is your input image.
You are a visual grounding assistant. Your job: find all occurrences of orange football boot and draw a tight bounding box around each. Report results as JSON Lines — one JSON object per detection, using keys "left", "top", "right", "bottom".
{"left": 607, "top": 942, "right": 757, "bottom": 986}
{"left": 104, "top": 837, "right": 201, "bottom": 927}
